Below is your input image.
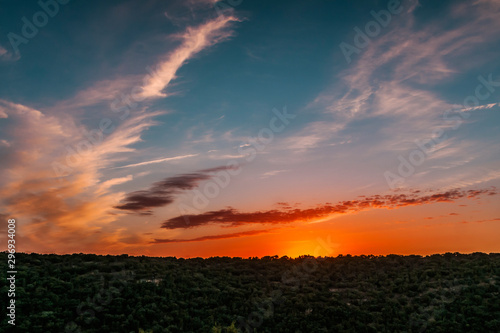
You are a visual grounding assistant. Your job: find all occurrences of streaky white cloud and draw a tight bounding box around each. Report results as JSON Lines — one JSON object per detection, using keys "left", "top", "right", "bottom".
{"left": 283, "top": 121, "right": 346, "bottom": 151}
{"left": 429, "top": 156, "right": 475, "bottom": 170}
{"left": 261, "top": 169, "right": 289, "bottom": 179}
{"left": 314, "top": 0, "right": 500, "bottom": 121}
{"left": 435, "top": 167, "right": 500, "bottom": 191}
{"left": 52, "top": 76, "right": 139, "bottom": 112}
{"left": 208, "top": 153, "right": 246, "bottom": 160}
{"left": 113, "top": 153, "right": 198, "bottom": 169}
{"left": 298, "top": 0, "right": 500, "bottom": 192}
{"left": 50, "top": 14, "right": 240, "bottom": 112}
{"left": 140, "top": 14, "right": 240, "bottom": 99}
{"left": 461, "top": 103, "right": 499, "bottom": 112}
{"left": 96, "top": 175, "right": 134, "bottom": 195}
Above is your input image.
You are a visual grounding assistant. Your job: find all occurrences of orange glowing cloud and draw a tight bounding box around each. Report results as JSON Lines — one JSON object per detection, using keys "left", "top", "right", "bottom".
{"left": 0, "top": 100, "right": 160, "bottom": 253}
{"left": 159, "top": 187, "right": 497, "bottom": 230}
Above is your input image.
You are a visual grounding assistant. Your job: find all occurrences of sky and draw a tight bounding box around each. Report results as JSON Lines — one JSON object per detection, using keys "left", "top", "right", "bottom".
{"left": 0, "top": 0, "right": 499, "bottom": 258}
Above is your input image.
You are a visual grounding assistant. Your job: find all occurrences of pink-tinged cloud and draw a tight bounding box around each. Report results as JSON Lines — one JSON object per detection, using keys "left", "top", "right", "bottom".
{"left": 0, "top": 100, "right": 162, "bottom": 253}
{"left": 140, "top": 15, "right": 240, "bottom": 99}
{"left": 162, "top": 187, "right": 497, "bottom": 229}
{"left": 0, "top": 44, "right": 19, "bottom": 62}
{"left": 301, "top": 0, "right": 500, "bottom": 193}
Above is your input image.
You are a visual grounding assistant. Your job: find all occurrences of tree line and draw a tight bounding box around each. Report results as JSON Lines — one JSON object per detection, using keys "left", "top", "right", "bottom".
{"left": 1, "top": 252, "right": 499, "bottom": 332}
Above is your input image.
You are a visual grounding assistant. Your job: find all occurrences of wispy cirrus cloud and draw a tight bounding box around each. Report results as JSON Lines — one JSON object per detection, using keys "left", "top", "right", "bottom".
{"left": 292, "top": 0, "right": 500, "bottom": 192}
{"left": 261, "top": 169, "right": 289, "bottom": 178}
{"left": 96, "top": 175, "right": 134, "bottom": 195}
{"left": 51, "top": 14, "right": 241, "bottom": 112}
{"left": 113, "top": 153, "right": 198, "bottom": 169}
{"left": 162, "top": 187, "right": 497, "bottom": 229}
{"left": 51, "top": 76, "right": 139, "bottom": 112}
{"left": 0, "top": 7, "right": 244, "bottom": 254}
{"left": 461, "top": 102, "right": 499, "bottom": 112}
{"left": 319, "top": 0, "right": 499, "bottom": 125}
{"left": 0, "top": 99, "right": 161, "bottom": 253}
{"left": 139, "top": 14, "right": 241, "bottom": 99}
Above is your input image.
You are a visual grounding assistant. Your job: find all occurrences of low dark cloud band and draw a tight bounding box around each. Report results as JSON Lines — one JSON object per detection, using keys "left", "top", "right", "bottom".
{"left": 162, "top": 187, "right": 497, "bottom": 229}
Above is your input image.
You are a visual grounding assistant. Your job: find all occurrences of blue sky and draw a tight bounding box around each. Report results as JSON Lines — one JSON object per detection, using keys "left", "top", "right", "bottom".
{"left": 1, "top": 0, "right": 499, "bottom": 257}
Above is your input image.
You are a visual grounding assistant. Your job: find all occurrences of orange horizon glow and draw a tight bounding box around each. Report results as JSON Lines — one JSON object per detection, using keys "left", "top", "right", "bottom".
{"left": 11, "top": 193, "right": 499, "bottom": 259}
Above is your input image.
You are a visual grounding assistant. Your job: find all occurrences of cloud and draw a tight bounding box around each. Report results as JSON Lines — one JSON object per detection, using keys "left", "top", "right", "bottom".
{"left": 152, "top": 229, "right": 273, "bottom": 243}
{"left": 283, "top": 121, "right": 346, "bottom": 151}
{"left": 315, "top": 0, "right": 500, "bottom": 133}
{"left": 96, "top": 175, "right": 134, "bottom": 195}
{"left": 0, "top": 8, "right": 245, "bottom": 254}
{"left": 461, "top": 217, "right": 500, "bottom": 224}
{"left": 461, "top": 103, "right": 499, "bottom": 112}
{"left": 52, "top": 76, "right": 139, "bottom": 111}
{"left": 0, "top": 44, "right": 19, "bottom": 62}
{"left": 0, "top": 45, "right": 7, "bottom": 58}
{"left": 140, "top": 14, "right": 241, "bottom": 99}
{"left": 298, "top": 0, "right": 500, "bottom": 191}
{"left": 0, "top": 100, "right": 162, "bottom": 253}
{"left": 114, "top": 165, "right": 238, "bottom": 212}
{"left": 433, "top": 167, "right": 500, "bottom": 191}
{"left": 50, "top": 13, "right": 241, "bottom": 112}
{"left": 113, "top": 153, "right": 198, "bottom": 169}
{"left": 162, "top": 187, "right": 497, "bottom": 229}
{"left": 261, "top": 169, "right": 289, "bottom": 178}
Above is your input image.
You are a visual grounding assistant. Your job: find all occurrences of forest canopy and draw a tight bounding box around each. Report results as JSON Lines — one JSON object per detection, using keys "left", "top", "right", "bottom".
{"left": 1, "top": 252, "right": 499, "bottom": 332}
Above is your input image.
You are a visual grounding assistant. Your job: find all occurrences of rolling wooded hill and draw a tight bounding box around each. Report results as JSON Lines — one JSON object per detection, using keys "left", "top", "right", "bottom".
{"left": 1, "top": 252, "right": 499, "bottom": 332}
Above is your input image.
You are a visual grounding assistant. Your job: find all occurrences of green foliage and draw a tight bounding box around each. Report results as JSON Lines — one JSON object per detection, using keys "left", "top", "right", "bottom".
{"left": 1, "top": 252, "right": 499, "bottom": 332}
{"left": 212, "top": 321, "right": 238, "bottom": 333}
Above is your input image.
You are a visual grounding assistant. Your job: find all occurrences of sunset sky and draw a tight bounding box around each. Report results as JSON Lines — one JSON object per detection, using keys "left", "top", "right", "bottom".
{"left": 1, "top": 0, "right": 499, "bottom": 258}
